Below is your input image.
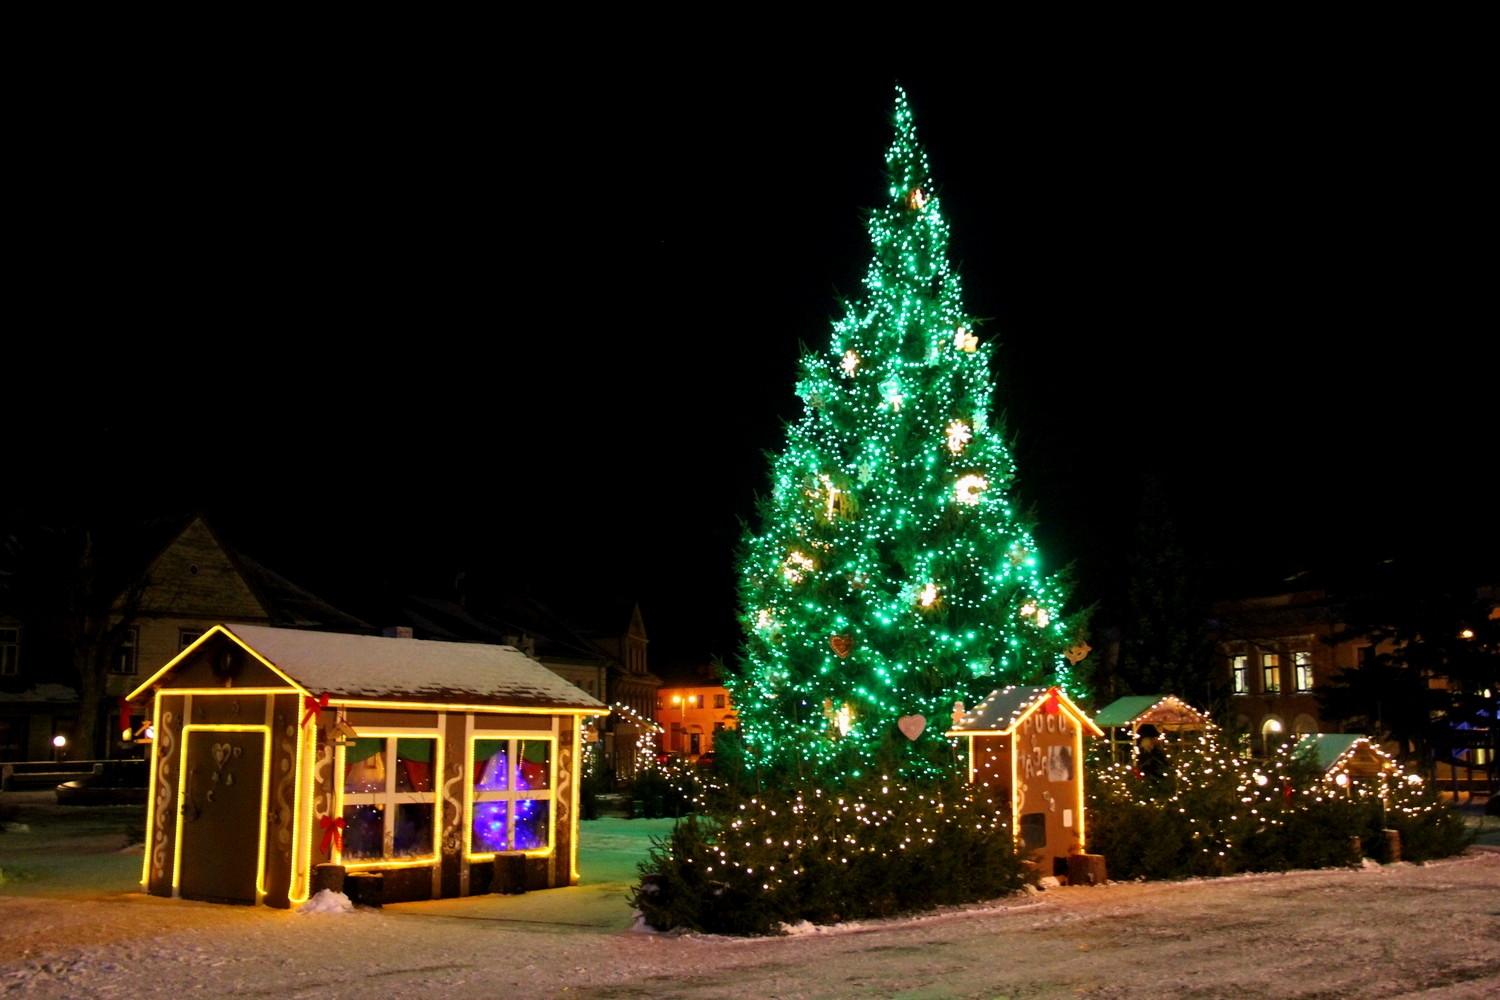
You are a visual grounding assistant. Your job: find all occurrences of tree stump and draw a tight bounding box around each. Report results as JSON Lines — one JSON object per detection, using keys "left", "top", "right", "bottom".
{"left": 493, "top": 853, "right": 528, "bottom": 894}
{"left": 1067, "top": 853, "right": 1108, "bottom": 886}
{"left": 311, "top": 863, "right": 346, "bottom": 895}
{"left": 344, "top": 871, "right": 384, "bottom": 907}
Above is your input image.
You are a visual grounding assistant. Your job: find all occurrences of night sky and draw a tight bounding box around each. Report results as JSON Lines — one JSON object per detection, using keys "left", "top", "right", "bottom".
{"left": 15, "top": 56, "right": 1493, "bottom": 675}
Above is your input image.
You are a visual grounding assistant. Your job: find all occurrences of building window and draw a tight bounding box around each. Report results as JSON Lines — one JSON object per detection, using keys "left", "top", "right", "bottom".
{"left": 469, "top": 736, "right": 552, "bottom": 855}
{"left": 179, "top": 630, "right": 202, "bottom": 652}
{"left": 109, "top": 628, "right": 139, "bottom": 675}
{"left": 713, "top": 693, "right": 726, "bottom": 709}
{"left": 1231, "top": 654, "right": 1249, "bottom": 695}
{"left": 1293, "top": 650, "right": 1314, "bottom": 692}
{"left": 0, "top": 627, "right": 18, "bottom": 676}
{"left": 341, "top": 736, "right": 439, "bottom": 862}
{"left": 1262, "top": 653, "right": 1281, "bottom": 694}
{"left": 694, "top": 694, "right": 705, "bottom": 709}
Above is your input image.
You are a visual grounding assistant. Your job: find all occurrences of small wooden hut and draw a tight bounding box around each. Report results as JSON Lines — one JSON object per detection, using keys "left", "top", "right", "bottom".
{"left": 1092, "top": 694, "right": 1210, "bottom": 762}
{"left": 126, "top": 623, "right": 606, "bottom": 907}
{"left": 947, "top": 686, "right": 1105, "bottom": 879}
{"left": 1293, "top": 734, "right": 1399, "bottom": 788}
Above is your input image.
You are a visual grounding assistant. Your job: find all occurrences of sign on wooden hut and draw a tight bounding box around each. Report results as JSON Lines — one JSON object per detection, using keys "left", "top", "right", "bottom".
{"left": 946, "top": 685, "right": 1106, "bottom": 883}
{"left": 126, "top": 623, "right": 606, "bottom": 908}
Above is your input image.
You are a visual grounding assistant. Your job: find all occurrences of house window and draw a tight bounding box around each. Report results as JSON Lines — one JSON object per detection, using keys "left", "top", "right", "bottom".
{"left": 470, "top": 736, "right": 553, "bottom": 855}
{"left": 694, "top": 694, "right": 705, "bottom": 709}
{"left": 341, "top": 736, "right": 438, "bottom": 862}
{"left": 713, "top": 693, "right": 726, "bottom": 709}
{"left": 109, "top": 628, "right": 139, "bottom": 675}
{"left": 1262, "top": 653, "right": 1281, "bottom": 694}
{"left": 0, "top": 627, "right": 18, "bottom": 676}
{"left": 1293, "top": 650, "right": 1314, "bottom": 692}
{"left": 179, "top": 630, "right": 202, "bottom": 652}
{"left": 1231, "top": 655, "right": 1250, "bottom": 695}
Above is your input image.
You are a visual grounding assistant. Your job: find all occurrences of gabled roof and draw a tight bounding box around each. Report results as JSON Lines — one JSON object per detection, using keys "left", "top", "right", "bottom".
{"left": 1093, "top": 694, "right": 1210, "bottom": 729}
{"left": 946, "top": 685, "right": 1104, "bottom": 737}
{"left": 1292, "top": 733, "right": 1392, "bottom": 775}
{"left": 130, "top": 623, "right": 608, "bottom": 713}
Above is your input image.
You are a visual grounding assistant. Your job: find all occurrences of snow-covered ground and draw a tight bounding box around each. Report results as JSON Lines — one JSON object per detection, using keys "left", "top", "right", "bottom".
{"left": 2, "top": 792, "right": 1498, "bottom": 999}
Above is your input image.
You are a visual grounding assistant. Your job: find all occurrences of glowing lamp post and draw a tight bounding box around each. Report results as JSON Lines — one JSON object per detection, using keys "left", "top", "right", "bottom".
{"left": 52, "top": 733, "right": 67, "bottom": 762}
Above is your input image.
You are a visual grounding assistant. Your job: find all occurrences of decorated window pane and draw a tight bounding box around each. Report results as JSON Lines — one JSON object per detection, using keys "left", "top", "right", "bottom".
{"left": 344, "top": 738, "right": 388, "bottom": 793}
{"left": 470, "top": 736, "right": 555, "bottom": 855}
{"left": 393, "top": 802, "right": 434, "bottom": 857}
{"left": 396, "top": 739, "right": 434, "bottom": 792}
{"left": 472, "top": 800, "right": 510, "bottom": 853}
{"left": 341, "top": 804, "right": 385, "bottom": 861}
{"left": 339, "top": 735, "right": 439, "bottom": 862}
{"left": 515, "top": 800, "right": 550, "bottom": 850}
{"left": 518, "top": 740, "right": 551, "bottom": 791}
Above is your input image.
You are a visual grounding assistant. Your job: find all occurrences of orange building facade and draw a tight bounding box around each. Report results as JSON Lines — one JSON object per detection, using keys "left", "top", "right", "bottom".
{"left": 654, "top": 683, "right": 737, "bottom": 759}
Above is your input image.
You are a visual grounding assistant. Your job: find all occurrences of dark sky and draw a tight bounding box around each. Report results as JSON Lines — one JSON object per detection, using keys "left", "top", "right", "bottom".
{"left": 16, "top": 55, "right": 1493, "bottom": 675}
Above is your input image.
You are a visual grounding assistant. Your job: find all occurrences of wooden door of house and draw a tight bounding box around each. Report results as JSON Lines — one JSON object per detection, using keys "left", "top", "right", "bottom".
{"left": 177, "top": 729, "right": 265, "bottom": 904}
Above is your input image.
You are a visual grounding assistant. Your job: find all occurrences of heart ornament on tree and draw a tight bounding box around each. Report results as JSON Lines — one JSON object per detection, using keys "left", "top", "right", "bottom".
{"left": 830, "top": 635, "right": 854, "bottom": 658}
{"left": 897, "top": 714, "right": 926, "bottom": 741}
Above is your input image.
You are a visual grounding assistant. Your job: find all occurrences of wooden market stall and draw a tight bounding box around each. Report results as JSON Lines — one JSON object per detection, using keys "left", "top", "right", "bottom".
{"left": 1092, "top": 694, "right": 1210, "bottom": 763}
{"left": 946, "top": 685, "right": 1106, "bottom": 882}
{"left": 1293, "top": 733, "right": 1399, "bottom": 787}
{"left": 126, "top": 623, "right": 606, "bottom": 908}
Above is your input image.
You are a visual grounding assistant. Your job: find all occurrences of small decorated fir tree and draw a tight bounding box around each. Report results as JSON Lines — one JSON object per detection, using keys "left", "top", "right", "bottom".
{"left": 726, "top": 86, "right": 1086, "bottom": 781}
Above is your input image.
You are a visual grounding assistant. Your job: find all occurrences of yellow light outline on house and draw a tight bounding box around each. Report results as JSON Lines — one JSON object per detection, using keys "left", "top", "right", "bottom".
{"left": 130, "top": 624, "right": 606, "bottom": 900}
{"left": 465, "top": 729, "right": 558, "bottom": 863}
{"left": 334, "top": 727, "right": 444, "bottom": 871}
{"left": 170, "top": 723, "right": 273, "bottom": 903}
{"left": 568, "top": 716, "right": 582, "bottom": 883}
{"left": 129, "top": 625, "right": 607, "bottom": 721}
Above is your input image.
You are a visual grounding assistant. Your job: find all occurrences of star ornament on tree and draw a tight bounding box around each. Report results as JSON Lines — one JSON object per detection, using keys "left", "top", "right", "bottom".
{"left": 945, "top": 420, "right": 972, "bottom": 454}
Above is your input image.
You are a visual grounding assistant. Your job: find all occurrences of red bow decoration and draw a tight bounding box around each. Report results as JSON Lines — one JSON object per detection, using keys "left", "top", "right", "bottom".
{"left": 118, "top": 698, "right": 133, "bottom": 723}
{"left": 1043, "top": 687, "right": 1062, "bottom": 715}
{"left": 319, "top": 815, "right": 345, "bottom": 854}
{"left": 301, "top": 692, "right": 329, "bottom": 728}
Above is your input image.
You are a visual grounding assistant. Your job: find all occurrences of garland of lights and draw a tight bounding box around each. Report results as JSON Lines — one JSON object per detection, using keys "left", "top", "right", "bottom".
{"left": 726, "top": 85, "right": 1084, "bottom": 779}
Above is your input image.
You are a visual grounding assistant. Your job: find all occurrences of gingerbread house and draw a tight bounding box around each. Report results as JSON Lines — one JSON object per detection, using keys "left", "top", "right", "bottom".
{"left": 126, "top": 623, "right": 606, "bottom": 907}
{"left": 946, "top": 685, "right": 1105, "bottom": 879}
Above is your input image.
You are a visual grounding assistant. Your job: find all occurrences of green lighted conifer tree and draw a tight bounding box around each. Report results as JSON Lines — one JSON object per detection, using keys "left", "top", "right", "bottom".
{"left": 726, "top": 86, "right": 1086, "bottom": 780}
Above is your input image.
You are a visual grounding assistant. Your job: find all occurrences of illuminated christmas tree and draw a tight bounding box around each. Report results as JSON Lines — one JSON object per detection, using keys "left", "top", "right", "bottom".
{"left": 726, "top": 86, "right": 1086, "bottom": 780}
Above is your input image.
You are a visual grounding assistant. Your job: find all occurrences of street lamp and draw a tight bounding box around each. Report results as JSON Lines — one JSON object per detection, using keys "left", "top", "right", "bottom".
{"left": 52, "top": 733, "right": 67, "bottom": 762}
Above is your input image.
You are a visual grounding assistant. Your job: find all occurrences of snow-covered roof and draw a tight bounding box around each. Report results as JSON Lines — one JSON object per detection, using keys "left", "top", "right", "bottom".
{"left": 1293, "top": 733, "right": 1391, "bottom": 775}
{"left": 946, "top": 685, "right": 1103, "bottom": 736}
{"left": 138, "top": 623, "right": 607, "bottom": 712}
{"left": 1093, "top": 694, "right": 1210, "bottom": 729}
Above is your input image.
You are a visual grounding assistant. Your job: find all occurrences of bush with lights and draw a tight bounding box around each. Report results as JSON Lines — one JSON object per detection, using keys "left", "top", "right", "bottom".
{"left": 1085, "top": 728, "right": 1473, "bottom": 880}
{"left": 629, "top": 768, "right": 1032, "bottom": 936}
{"left": 1085, "top": 728, "right": 1252, "bottom": 880}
